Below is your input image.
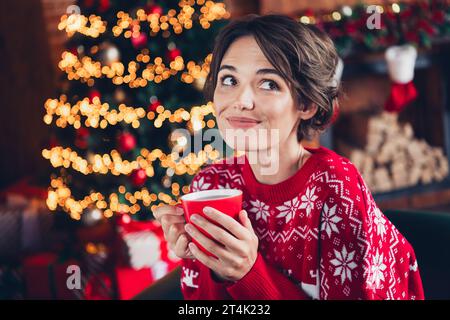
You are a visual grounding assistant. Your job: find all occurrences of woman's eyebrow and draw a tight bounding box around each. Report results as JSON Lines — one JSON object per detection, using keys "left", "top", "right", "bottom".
{"left": 219, "top": 65, "right": 283, "bottom": 78}
{"left": 256, "top": 68, "right": 283, "bottom": 78}
{"left": 218, "top": 64, "right": 236, "bottom": 72}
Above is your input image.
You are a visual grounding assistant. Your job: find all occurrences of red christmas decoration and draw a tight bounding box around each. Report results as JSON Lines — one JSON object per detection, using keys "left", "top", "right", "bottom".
{"left": 148, "top": 100, "right": 161, "bottom": 112}
{"left": 98, "top": 0, "right": 110, "bottom": 12}
{"left": 146, "top": 4, "right": 163, "bottom": 15}
{"left": 131, "top": 32, "right": 148, "bottom": 49}
{"left": 49, "top": 135, "right": 59, "bottom": 149}
{"left": 68, "top": 47, "right": 78, "bottom": 56}
{"left": 75, "top": 127, "right": 90, "bottom": 149}
{"left": 384, "top": 45, "right": 418, "bottom": 113}
{"left": 433, "top": 11, "right": 445, "bottom": 24}
{"left": 84, "top": 273, "right": 113, "bottom": 300}
{"left": 89, "top": 90, "right": 101, "bottom": 103}
{"left": 130, "top": 168, "right": 147, "bottom": 187}
{"left": 167, "top": 48, "right": 182, "bottom": 61}
{"left": 405, "top": 31, "right": 420, "bottom": 44}
{"left": 417, "top": 20, "right": 435, "bottom": 36}
{"left": 117, "top": 132, "right": 136, "bottom": 153}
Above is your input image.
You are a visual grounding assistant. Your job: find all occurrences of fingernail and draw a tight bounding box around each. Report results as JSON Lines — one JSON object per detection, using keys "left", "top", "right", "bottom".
{"left": 203, "top": 207, "right": 212, "bottom": 214}
{"left": 185, "top": 224, "right": 193, "bottom": 233}
{"left": 191, "top": 214, "right": 198, "bottom": 222}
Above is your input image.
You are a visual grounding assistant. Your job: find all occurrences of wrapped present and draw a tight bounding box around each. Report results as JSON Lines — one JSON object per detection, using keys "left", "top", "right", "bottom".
{"left": 0, "top": 185, "right": 53, "bottom": 257}
{"left": 22, "top": 252, "right": 81, "bottom": 299}
{"left": 84, "top": 273, "right": 113, "bottom": 300}
{"left": 0, "top": 206, "right": 22, "bottom": 259}
{"left": 115, "top": 260, "right": 178, "bottom": 300}
{"left": 117, "top": 215, "right": 180, "bottom": 269}
{"left": 0, "top": 177, "right": 47, "bottom": 202}
{"left": 115, "top": 215, "right": 181, "bottom": 299}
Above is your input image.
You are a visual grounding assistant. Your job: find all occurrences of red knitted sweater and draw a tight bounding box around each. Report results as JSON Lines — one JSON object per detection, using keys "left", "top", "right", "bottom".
{"left": 180, "top": 146, "right": 424, "bottom": 300}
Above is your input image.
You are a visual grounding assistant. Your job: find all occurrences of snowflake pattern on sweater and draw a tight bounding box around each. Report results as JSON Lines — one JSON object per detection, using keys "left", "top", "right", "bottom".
{"left": 180, "top": 147, "right": 424, "bottom": 300}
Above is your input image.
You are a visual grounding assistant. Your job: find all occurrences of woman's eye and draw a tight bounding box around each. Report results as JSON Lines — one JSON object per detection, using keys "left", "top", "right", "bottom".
{"left": 259, "top": 80, "right": 279, "bottom": 91}
{"left": 220, "top": 75, "right": 236, "bottom": 86}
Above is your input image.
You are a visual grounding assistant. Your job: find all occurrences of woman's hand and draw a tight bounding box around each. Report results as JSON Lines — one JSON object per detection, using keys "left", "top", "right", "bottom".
{"left": 153, "top": 204, "right": 194, "bottom": 259}
{"left": 184, "top": 206, "right": 259, "bottom": 282}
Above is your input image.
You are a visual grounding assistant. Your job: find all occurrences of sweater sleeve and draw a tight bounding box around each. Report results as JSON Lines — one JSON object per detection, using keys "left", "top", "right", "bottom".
{"left": 318, "top": 162, "right": 424, "bottom": 300}
{"left": 221, "top": 253, "right": 309, "bottom": 300}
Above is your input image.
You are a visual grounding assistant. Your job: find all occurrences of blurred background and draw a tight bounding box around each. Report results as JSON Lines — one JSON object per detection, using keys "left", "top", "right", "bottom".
{"left": 0, "top": 0, "right": 449, "bottom": 300}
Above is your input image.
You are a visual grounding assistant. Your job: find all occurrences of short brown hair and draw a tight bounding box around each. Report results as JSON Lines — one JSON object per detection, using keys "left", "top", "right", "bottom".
{"left": 204, "top": 14, "right": 340, "bottom": 141}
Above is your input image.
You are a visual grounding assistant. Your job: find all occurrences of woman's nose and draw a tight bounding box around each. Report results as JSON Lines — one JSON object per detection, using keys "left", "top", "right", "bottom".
{"left": 233, "top": 86, "right": 254, "bottom": 110}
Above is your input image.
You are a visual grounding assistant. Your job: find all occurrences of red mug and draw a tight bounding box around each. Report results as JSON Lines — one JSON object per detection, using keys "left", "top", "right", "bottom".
{"left": 180, "top": 189, "right": 243, "bottom": 257}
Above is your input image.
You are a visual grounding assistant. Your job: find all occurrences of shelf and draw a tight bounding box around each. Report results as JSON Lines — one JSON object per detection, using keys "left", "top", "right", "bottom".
{"left": 374, "top": 177, "right": 450, "bottom": 211}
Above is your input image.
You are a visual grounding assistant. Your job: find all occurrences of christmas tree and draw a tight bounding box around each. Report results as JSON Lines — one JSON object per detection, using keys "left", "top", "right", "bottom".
{"left": 42, "top": 0, "right": 230, "bottom": 222}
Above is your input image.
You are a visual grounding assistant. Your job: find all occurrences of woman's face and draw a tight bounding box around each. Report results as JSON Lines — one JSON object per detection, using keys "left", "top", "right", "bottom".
{"left": 213, "top": 35, "right": 302, "bottom": 152}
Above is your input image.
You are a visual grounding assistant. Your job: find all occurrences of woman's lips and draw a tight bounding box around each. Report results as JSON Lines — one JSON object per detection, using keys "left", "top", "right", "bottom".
{"left": 226, "top": 116, "right": 261, "bottom": 129}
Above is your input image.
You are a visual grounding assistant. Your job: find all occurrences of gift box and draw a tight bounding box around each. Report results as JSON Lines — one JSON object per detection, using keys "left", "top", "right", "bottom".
{"left": 117, "top": 215, "right": 180, "bottom": 269}
{"left": 0, "top": 178, "right": 54, "bottom": 257}
{"left": 115, "top": 260, "right": 179, "bottom": 300}
{"left": 22, "top": 252, "right": 81, "bottom": 299}
{"left": 0, "top": 206, "right": 23, "bottom": 259}
{"left": 84, "top": 273, "right": 114, "bottom": 300}
{"left": 115, "top": 215, "right": 181, "bottom": 299}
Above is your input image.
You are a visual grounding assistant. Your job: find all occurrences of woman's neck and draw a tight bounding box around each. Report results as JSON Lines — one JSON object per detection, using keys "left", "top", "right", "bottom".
{"left": 246, "top": 139, "right": 311, "bottom": 185}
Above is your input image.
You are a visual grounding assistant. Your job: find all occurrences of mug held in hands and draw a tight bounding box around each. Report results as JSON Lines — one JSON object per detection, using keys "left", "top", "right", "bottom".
{"left": 180, "top": 189, "right": 243, "bottom": 257}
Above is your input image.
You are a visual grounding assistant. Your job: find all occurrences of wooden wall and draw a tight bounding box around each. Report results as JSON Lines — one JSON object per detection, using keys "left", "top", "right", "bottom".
{"left": 0, "top": 0, "right": 72, "bottom": 188}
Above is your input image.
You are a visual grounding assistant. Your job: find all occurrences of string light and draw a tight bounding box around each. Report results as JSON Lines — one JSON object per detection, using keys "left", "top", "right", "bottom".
{"left": 44, "top": 96, "right": 215, "bottom": 129}
{"left": 392, "top": 3, "right": 401, "bottom": 14}
{"left": 58, "top": 14, "right": 106, "bottom": 38}
{"left": 332, "top": 11, "right": 342, "bottom": 21}
{"left": 58, "top": 50, "right": 211, "bottom": 87}
{"left": 58, "top": 1, "right": 229, "bottom": 39}
{"left": 113, "top": 1, "right": 229, "bottom": 39}
{"left": 299, "top": 16, "right": 310, "bottom": 24}
{"left": 342, "top": 6, "right": 352, "bottom": 17}
{"left": 46, "top": 176, "right": 191, "bottom": 219}
{"left": 42, "top": 145, "right": 221, "bottom": 177}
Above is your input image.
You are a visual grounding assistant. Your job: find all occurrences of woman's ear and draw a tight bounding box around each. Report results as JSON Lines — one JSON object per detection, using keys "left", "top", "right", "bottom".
{"left": 299, "top": 103, "right": 318, "bottom": 121}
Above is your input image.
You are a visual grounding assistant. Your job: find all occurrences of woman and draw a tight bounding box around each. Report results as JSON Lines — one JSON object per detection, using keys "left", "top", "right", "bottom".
{"left": 154, "top": 14, "right": 424, "bottom": 300}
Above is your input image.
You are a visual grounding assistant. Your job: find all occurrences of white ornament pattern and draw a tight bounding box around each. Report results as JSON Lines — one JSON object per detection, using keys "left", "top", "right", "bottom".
{"left": 373, "top": 207, "right": 387, "bottom": 239}
{"left": 249, "top": 199, "right": 271, "bottom": 222}
{"left": 321, "top": 203, "right": 341, "bottom": 238}
{"left": 276, "top": 196, "right": 301, "bottom": 223}
{"left": 191, "top": 176, "right": 211, "bottom": 191}
{"left": 299, "top": 186, "right": 318, "bottom": 217}
{"left": 367, "top": 249, "right": 386, "bottom": 289}
{"left": 330, "top": 245, "right": 358, "bottom": 284}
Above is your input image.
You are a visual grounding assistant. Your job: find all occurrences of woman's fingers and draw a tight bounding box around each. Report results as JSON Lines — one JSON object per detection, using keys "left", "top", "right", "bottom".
{"left": 153, "top": 205, "right": 184, "bottom": 221}
{"left": 184, "top": 223, "right": 233, "bottom": 261}
{"left": 167, "top": 223, "right": 187, "bottom": 247}
{"left": 174, "top": 233, "right": 194, "bottom": 259}
{"left": 202, "top": 207, "right": 249, "bottom": 240}
{"left": 160, "top": 214, "right": 186, "bottom": 235}
{"left": 189, "top": 214, "right": 241, "bottom": 251}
